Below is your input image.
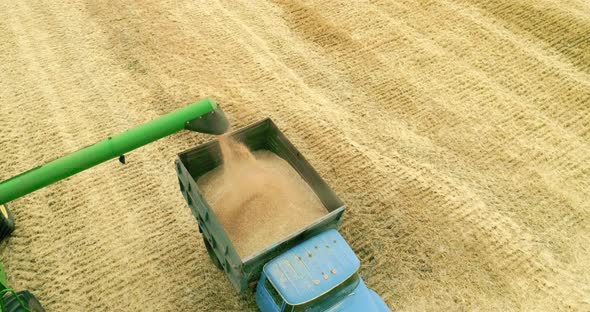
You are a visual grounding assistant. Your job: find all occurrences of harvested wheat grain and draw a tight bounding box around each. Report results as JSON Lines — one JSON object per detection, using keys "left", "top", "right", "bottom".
{"left": 197, "top": 136, "right": 328, "bottom": 259}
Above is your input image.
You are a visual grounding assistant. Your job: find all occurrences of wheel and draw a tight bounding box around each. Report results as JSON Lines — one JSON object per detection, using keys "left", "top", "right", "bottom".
{"left": 203, "top": 236, "right": 223, "bottom": 270}
{"left": 3, "top": 290, "right": 45, "bottom": 312}
{"left": 0, "top": 205, "right": 15, "bottom": 242}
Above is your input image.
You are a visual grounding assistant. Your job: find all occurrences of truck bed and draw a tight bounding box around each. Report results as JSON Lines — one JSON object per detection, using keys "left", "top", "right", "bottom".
{"left": 175, "top": 118, "right": 346, "bottom": 293}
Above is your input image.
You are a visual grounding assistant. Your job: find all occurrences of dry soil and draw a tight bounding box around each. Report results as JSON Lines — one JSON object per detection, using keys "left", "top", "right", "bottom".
{"left": 0, "top": 0, "right": 588, "bottom": 311}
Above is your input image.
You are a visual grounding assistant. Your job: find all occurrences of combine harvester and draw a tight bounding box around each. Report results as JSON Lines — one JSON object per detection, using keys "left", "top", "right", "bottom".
{"left": 0, "top": 98, "right": 390, "bottom": 311}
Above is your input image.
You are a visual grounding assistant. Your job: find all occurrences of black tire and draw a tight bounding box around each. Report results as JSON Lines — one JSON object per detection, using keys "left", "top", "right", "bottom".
{"left": 3, "top": 290, "right": 45, "bottom": 312}
{"left": 203, "top": 236, "right": 223, "bottom": 270}
{"left": 0, "top": 204, "right": 15, "bottom": 242}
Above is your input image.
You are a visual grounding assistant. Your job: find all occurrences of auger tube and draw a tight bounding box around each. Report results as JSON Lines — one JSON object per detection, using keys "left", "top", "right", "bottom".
{"left": 0, "top": 97, "right": 226, "bottom": 205}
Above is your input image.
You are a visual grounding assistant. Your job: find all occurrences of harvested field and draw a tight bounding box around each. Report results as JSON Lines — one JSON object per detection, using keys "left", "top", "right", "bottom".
{"left": 0, "top": 0, "right": 588, "bottom": 311}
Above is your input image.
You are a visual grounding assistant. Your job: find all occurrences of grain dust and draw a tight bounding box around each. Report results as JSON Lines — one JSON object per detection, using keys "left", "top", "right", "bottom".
{"left": 197, "top": 135, "right": 328, "bottom": 259}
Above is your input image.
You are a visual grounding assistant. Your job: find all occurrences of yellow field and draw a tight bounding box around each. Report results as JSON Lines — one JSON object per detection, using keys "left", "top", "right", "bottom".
{"left": 0, "top": 0, "right": 588, "bottom": 311}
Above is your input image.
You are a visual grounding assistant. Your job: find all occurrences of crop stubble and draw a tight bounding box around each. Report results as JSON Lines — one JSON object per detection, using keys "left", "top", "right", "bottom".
{"left": 0, "top": 0, "right": 588, "bottom": 311}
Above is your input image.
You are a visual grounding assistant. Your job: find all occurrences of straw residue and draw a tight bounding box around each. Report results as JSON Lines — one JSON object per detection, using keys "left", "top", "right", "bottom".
{"left": 197, "top": 136, "right": 328, "bottom": 259}
{"left": 2, "top": 0, "right": 589, "bottom": 310}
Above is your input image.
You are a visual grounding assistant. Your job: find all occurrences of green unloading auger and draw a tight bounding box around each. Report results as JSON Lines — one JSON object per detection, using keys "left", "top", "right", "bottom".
{"left": 0, "top": 98, "right": 229, "bottom": 310}
{"left": 0, "top": 97, "right": 228, "bottom": 208}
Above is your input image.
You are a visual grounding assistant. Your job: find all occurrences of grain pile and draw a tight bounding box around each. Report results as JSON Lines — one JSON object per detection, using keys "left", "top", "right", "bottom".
{"left": 197, "top": 136, "right": 328, "bottom": 259}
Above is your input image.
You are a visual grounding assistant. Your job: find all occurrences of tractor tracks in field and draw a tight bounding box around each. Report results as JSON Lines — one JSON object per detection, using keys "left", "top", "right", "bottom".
{"left": 223, "top": 0, "right": 590, "bottom": 308}
{"left": 85, "top": 0, "right": 589, "bottom": 309}
{"left": 1, "top": 0, "right": 588, "bottom": 310}
{"left": 0, "top": 2, "right": 89, "bottom": 308}
{"left": 0, "top": 0, "right": 207, "bottom": 310}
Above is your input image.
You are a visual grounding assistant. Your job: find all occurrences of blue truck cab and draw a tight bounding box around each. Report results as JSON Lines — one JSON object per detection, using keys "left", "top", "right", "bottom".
{"left": 176, "top": 119, "right": 390, "bottom": 311}
{"left": 257, "top": 230, "right": 389, "bottom": 312}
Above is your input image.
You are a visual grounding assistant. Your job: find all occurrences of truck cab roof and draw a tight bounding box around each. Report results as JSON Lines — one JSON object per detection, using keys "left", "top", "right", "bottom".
{"left": 263, "top": 229, "right": 360, "bottom": 306}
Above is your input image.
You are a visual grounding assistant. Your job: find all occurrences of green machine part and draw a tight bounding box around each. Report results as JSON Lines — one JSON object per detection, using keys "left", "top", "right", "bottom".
{"left": 0, "top": 261, "right": 7, "bottom": 292}
{"left": 0, "top": 97, "right": 228, "bottom": 205}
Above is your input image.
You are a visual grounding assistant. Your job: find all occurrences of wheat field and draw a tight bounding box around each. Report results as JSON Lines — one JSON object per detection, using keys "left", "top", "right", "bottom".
{"left": 0, "top": 0, "right": 588, "bottom": 311}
